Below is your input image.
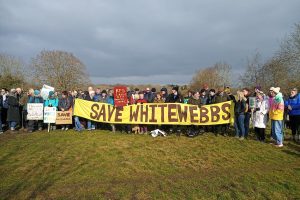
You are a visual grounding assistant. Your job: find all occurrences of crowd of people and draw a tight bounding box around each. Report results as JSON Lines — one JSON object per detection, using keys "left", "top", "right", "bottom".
{"left": 0, "top": 84, "right": 299, "bottom": 147}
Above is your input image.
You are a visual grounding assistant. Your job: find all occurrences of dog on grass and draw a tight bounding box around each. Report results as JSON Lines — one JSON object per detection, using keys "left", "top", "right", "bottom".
{"left": 132, "top": 125, "right": 140, "bottom": 134}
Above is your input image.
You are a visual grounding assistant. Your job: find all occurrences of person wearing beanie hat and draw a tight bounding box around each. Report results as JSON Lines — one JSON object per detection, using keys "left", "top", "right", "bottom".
{"left": 44, "top": 90, "right": 58, "bottom": 131}
{"left": 269, "top": 86, "right": 284, "bottom": 147}
{"left": 27, "top": 89, "right": 44, "bottom": 133}
{"left": 34, "top": 90, "right": 40, "bottom": 96}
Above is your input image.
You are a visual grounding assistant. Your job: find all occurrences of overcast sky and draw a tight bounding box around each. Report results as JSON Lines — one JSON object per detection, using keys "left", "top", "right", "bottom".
{"left": 0, "top": 0, "right": 299, "bottom": 85}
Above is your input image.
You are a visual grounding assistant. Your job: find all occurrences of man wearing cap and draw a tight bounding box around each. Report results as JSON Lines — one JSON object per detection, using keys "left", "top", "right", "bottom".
{"left": 285, "top": 88, "right": 300, "bottom": 142}
{"left": 269, "top": 87, "right": 284, "bottom": 147}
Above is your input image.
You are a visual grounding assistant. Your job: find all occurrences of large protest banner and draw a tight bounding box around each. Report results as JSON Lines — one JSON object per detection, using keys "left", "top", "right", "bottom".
{"left": 27, "top": 103, "right": 44, "bottom": 120}
{"left": 74, "top": 99, "right": 234, "bottom": 125}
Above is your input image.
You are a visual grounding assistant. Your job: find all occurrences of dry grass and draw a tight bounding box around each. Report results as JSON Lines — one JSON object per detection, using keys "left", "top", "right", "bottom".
{"left": 0, "top": 129, "right": 300, "bottom": 199}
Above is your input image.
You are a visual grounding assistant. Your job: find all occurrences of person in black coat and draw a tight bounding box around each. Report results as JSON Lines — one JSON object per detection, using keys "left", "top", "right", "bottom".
{"left": 7, "top": 89, "right": 20, "bottom": 131}
{"left": 165, "top": 86, "right": 184, "bottom": 135}
{"left": 166, "top": 86, "right": 184, "bottom": 103}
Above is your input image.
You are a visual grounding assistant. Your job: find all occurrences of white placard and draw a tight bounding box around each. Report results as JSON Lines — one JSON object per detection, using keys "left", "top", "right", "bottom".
{"left": 27, "top": 103, "right": 44, "bottom": 120}
{"left": 41, "top": 84, "right": 55, "bottom": 100}
{"left": 44, "top": 107, "right": 57, "bottom": 123}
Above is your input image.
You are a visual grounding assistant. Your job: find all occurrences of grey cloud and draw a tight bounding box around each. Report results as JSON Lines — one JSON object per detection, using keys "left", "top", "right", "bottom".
{"left": 0, "top": 0, "right": 299, "bottom": 84}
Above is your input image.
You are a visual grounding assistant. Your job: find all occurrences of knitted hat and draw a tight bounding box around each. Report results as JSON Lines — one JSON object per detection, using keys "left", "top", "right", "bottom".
{"left": 270, "top": 87, "right": 280, "bottom": 94}
{"left": 34, "top": 90, "right": 40, "bottom": 96}
{"left": 49, "top": 91, "right": 54, "bottom": 96}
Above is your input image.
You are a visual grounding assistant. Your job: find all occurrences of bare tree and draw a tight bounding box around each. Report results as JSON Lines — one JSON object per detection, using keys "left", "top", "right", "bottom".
{"left": 0, "top": 53, "right": 26, "bottom": 89}
{"left": 277, "top": 23, "right": 300, "bottom": 90}
{"left": 31, "top": 50, "right": 91, "bottom": 91}
{"left": 190, "top": 62, "right": 232, "bottom": 90}
{"left": 239, "top": 51, "right": 264, "bottom": 88}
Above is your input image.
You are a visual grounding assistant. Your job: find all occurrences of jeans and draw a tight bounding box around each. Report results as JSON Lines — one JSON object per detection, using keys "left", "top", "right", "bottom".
{"left": 271, "top": 120, "right": 283, "bottom": 145}
{"left": 87, "top": 120, "right": 95, "bottom": 130}
{"left": 9, "top": 121, "right": 17, "bottom": 130}
{"left": 74, "top": 116, "right": 83, "bottom": 131}
{"left": 244, "top": 112, "right": 251, "bottom": 138}
{"left": 234, "top": 114, "right": 245, "bottom": 137}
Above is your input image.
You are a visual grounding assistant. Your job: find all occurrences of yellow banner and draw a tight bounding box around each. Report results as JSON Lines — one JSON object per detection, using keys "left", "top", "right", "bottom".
{"left": 74, "top": 99, "right": 234, "bottom": 125}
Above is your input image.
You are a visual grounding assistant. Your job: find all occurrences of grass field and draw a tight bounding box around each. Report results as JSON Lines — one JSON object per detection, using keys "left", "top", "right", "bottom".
{"left": 0, "top": 129, "right": 300, "bottom": 200}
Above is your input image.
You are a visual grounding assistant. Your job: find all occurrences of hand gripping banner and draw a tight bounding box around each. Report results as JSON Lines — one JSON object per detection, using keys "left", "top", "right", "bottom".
{"left": 73, "top": 99, "right": 234, "bottom": 125}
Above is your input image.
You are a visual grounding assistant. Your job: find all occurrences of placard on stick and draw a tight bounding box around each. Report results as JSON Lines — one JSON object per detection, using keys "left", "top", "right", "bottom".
{"left": 44, "top": 107, "right": 57, "bottom": 123}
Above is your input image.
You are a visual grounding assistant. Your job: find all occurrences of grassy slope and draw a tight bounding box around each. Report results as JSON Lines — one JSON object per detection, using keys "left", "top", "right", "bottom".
{"left": 0, "top": 130, "right": 299, "bottom": 200}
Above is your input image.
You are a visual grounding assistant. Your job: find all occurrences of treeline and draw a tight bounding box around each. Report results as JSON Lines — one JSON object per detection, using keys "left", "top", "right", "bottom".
{"left": 0, "top": 51, "right": 91, "bottom": 91}
{"left": 190, "top": 23, "right": 300, "bottom": 93}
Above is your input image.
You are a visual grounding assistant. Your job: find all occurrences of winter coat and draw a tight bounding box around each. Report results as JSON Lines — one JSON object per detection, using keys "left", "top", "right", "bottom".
{"left": 234, "top": 100, "right": 246, "bottom": 116}
{"left": 7, "top": 95, "right": 20, "bottom": 122}
{"left": 44, "top": 98, "right": 59, "bottom": 110}
{"left": 253, "top": 99, "right": 269, "bottom": 128}
{"left": 98, "top": 96, "right": 108, "bottom": 103}
{"left": 144, "top": 92, "right": 155, "bottom": 103}
{"left": 207, "top": 95, "right": 216, "bottom": 105}
{"left": 58, "top": 97, "right": 71, "bottom": 111}
{"left": 215, "top": 93, "right": 230, "bottom": 103}
{"left": 166, "top": 93, "right": 184, "bottom": 103}
{"left": 93, "top": 94, "right": 101, "bottom": 102}
{"left": 285, "top": 94, "right": 300, "bottom": 116}
{"left": 187, "top": 97, "right": 202, "bottom": 108}
{"left": 0, "top": 95, "right": 3, "bottom": 111}
{"left": 200, "top": 96, "right": 208, "bottom": 106}
{"left": 269, "top": 92, "right": 284, "bottom": 121}
{"left": 28, "top": 96, "right": 44, "bottom": 104}
{"left": 107, "top": 96, "right": 114, "bottom": 105}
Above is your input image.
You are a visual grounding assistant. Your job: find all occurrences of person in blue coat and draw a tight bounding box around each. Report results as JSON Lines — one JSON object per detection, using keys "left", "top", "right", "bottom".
{"left": 44, "top": 91, "right": 58, "bottom": 130}
{"left": 285, "top": 88, "right": 300, "bottom": 142}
